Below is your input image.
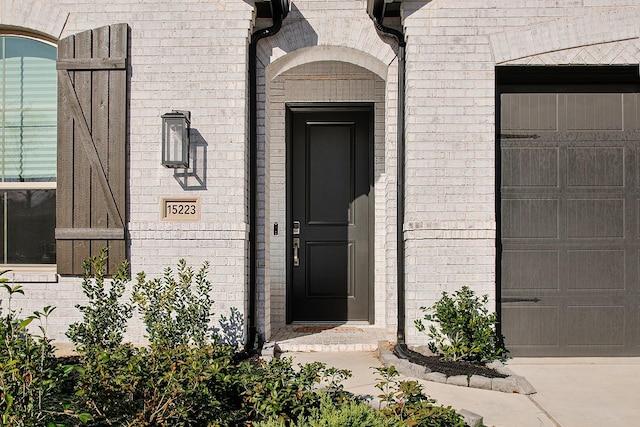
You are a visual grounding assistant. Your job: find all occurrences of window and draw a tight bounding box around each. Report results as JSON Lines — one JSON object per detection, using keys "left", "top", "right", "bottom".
{"left": 0, "top": 36, "right": 56, "bottom": 265}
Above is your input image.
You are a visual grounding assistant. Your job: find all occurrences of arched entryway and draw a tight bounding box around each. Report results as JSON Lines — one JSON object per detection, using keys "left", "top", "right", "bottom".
{"left": 258, "top": 46, "right": 398, "bottom": 342}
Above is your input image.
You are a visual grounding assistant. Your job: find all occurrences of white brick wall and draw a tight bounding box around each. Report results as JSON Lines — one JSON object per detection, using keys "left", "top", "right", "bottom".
{"left": 2, "top": 0, "right": 639, "bottom": 347}
{"left": 401, "top": 0, "right": 640, "bottom": 345}
{"left": 1, "top": 0, "right": 255, "bottom": 344}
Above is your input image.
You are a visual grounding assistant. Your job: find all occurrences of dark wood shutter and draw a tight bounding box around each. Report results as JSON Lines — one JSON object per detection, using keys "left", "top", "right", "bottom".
{"left": 55, "top": 24, "right": 128, "bottom": 275}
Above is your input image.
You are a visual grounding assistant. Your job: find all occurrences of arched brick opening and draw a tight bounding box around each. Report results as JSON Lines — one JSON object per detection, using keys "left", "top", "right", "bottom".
{"left": 0, "top": 0, "right": 69, "bottom": 41}
{"left": 257, "top": 45, "right": 399, "bottom": 339}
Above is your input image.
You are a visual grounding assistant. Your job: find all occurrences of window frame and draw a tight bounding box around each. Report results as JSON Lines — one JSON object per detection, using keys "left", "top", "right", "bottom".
{"left": 0, "top": 34, "right": 57, "bottom": 270}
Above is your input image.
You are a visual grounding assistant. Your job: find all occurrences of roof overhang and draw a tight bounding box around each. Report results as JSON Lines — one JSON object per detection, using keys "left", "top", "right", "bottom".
{"left": 256, "top": 1, "right": 399, "bottom": 19}
{"left": 255, "top": 0, "right": 290, "bottom": 19}
{"left": 367, "top": 0, "right": 402, "bottom": 20}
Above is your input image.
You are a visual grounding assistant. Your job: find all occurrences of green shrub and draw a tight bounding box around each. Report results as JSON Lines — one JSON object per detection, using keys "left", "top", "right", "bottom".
{"left": 0, "top": 283, "right": 55, "bottom": 426}
{"left": 76, "top": 344, "right": 142, "bottom": 422}
{"left": 0, "top": 275, "right": 91, "bottom": 426}
{"left": 414, "top": 285, "right": 508, "bottom": 363}
{"left": 374, "top": 365, "right": 466, "bottom": 427}
{"left": 66, "top": 257, "right": 244, "bottom": 425}
{"left": 66, "top": 247, "right": 132, "bottom": 352}
{"left": 257, "top": 395, "right": 395, "bottom": 427}
{"left": 135, "top": 344, "right": 241, "bottom": 426}
{"left": 83, "top": 344, "right": 239, "bottom": 426}
{"left": 133, "top": 259, "right": 214, "bottom": 348}
{"left": 72, "top": 340, "right": 246, "bottom": 426}
{"left": 45, "top": 251, "right": 472, "bottom": 426}
{"left": 238, "top": 357, "right": 326, "bottom": 423}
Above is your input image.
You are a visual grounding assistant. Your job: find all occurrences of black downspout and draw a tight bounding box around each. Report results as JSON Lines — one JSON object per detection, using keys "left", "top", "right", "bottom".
{"left": 369, "top": 3, "right": 411, "bottom": 359}
{"left": 247, "top": 0, "right": 287, "bottom": 352}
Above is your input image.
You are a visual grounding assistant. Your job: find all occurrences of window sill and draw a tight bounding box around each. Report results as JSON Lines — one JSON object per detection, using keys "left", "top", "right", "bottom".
{"left": 1, "top": 266, "right": 58, "bottom": 283}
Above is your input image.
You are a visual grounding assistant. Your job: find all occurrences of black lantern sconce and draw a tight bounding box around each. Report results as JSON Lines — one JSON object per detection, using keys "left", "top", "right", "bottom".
{"left": 161, "top": 110, "right": 191, "bottom": 168}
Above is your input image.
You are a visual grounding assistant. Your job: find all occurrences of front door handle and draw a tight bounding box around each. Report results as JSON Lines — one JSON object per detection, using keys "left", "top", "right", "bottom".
{"left": 293, "top": 237, "right": 300, "bottom": 267}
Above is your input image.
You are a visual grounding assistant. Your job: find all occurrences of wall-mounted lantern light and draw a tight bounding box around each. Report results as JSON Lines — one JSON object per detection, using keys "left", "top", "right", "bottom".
{"left": 161, "top": 110, "right": 191, "bottom": 168}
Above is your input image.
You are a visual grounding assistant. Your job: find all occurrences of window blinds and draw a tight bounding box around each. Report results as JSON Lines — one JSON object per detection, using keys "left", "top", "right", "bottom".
{"left": 0, "top": 37, "right": 57, "bottom": 182}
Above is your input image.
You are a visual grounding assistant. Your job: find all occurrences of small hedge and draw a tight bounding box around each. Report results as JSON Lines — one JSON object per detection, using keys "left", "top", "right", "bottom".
{"left": 1, "top": 250, "right": 466, "bottom": 426}
{"left": 415, "top": 285, "right": 508, "bottom": 364}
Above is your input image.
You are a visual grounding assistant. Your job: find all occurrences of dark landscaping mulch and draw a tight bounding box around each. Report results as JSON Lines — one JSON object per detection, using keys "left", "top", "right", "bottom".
{"left": 398, "top": 348, "right": 508, "bottom": 379}
{"left": 55, "top": 355, "right": 81, "bottom": 366}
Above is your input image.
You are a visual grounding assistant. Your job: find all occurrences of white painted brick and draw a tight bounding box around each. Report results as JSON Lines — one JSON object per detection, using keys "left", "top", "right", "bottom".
{"left": 3, "top": 0, "right": 638, "bottom": 348}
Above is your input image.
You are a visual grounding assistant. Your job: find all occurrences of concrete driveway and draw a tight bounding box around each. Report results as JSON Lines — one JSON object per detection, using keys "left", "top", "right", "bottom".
{"left": 288, "top": 352, "right": 640, "bottom": 427}
{"left": 507, "top": 357, "right": 640, "bottom": 427}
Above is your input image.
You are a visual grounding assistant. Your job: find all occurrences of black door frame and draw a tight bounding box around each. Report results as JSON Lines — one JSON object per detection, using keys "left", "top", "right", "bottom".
{"left": 285, "top": 103, "right": 375, "bottom": 324}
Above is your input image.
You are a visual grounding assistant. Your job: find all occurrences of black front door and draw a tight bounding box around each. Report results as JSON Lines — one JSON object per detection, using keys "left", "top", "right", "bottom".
{"left": 288, "top": 105, "right": 372, "bottom": 322}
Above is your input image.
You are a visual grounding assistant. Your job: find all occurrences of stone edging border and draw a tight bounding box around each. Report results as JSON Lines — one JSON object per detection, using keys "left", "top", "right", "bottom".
{"left": 377, "top": 341, "right": 537, "bottom": 395}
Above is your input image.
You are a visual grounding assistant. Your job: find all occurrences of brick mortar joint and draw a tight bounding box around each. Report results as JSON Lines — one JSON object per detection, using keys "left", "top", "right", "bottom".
{"left": 129, "top": 222, "right": 249, "bottom": 231}
{"left": 404, "top": 221, "right": 496, "bottom": 231}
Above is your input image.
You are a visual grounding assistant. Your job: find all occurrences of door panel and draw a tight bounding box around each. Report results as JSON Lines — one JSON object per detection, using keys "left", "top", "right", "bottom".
{"left": 308, "top": 124, "right": 353, "bottom": 225}
{"left": 289, "top": 106, "right": 372, "bottom": 322}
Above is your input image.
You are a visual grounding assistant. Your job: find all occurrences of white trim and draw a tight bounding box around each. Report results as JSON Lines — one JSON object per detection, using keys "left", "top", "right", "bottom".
{"left": 0, "top": 182, "right": 56, "bottom": 190}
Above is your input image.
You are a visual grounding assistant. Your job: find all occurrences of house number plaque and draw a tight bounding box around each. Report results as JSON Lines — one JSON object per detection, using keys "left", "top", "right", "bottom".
{"left": 161, "top": 197, "right": 201, "bottom": 221}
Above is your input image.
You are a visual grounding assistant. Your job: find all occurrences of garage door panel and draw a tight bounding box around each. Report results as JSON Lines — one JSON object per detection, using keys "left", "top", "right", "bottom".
{"left": 502, "top": 250, "right": 559, "bottom": 290}
{"left": 566, "top": 198, "right": 625, "bottom": 238}
{"left": 502, "top": 199, "right": 558, "bottom": 238}
{"left": 566, "top": 147, "right": 625, "bottom": 187}
{"left": 502, "top": 148, "right": 558, "bottom": 187}
{"left": 502, "top": 93, "right": 558, "bottom": 131}
{"left": 566, "top": 305, "right": 625, "bottom": 346}
{"left": 502, "top": 306, "right": 559, "bottom": 347}
{"left": 566, "top": 250, "right": 625, "bottom": 290}
{"left": 565, "top": 94, "right": 624, "bottom": 131}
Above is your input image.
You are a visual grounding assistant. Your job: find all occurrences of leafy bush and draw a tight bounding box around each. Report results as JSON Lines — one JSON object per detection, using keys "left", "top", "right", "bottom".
{"left": 0, "top": 275, "right": 91, "bottom": 426}
{"left": 257, "top": 395, "right": 395, "bottom": 427}
{"left": 67, "top": 256, "right": 244, "bottom": 425}
{"left": 251, "top": 364, "right": 465, "bottom": 427}
{"left": 414, "top": 285, "right": 508, "bottom": 363}
{"left": 0, "top": 282, "right": 55, "bottom": 425}
{"left": 67, "top": 247, "right": 132, "bottom": 352}
{"left": 2, "top": 253, "right": 473, "bottom": 426}
{"left": 70, "top": 342, "right": 242, "bottom": 426}
{"left": 238, "top": 358, "right": 369, "bottom": 426}
{"left": 238, "top": 357, "right": 326, "bottom": 423}
{"left": 72, "top": 343, "right": 142, "bottom": 423}
{"left": 63, "top": 249, "right": 135, "bottom": 423}
{"left": 134, "top": 344, "right": 241, "bottom": 426}
{"left": 375, "top": 365, "right": 466, "bottom": 427}
{"left": 133, "top": 259, "right": 214, "bottom": 348}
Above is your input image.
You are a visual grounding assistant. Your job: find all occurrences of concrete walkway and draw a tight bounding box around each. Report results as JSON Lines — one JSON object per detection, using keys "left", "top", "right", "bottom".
{"left": 288, "top": 351, "right": 640, "bottom": 427}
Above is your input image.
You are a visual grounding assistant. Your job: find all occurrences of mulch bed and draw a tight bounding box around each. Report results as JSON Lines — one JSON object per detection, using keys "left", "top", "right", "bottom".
{"left": 398, "top": 348, "right": 508, "bottom": 379}
{"left": 55, "top": 355, "right": 80, "bottom": 366}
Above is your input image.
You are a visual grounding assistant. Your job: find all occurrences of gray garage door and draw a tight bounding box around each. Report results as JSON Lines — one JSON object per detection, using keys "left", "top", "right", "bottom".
{"left": 500, "top": 86, "right": 640, "bottom": 356}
